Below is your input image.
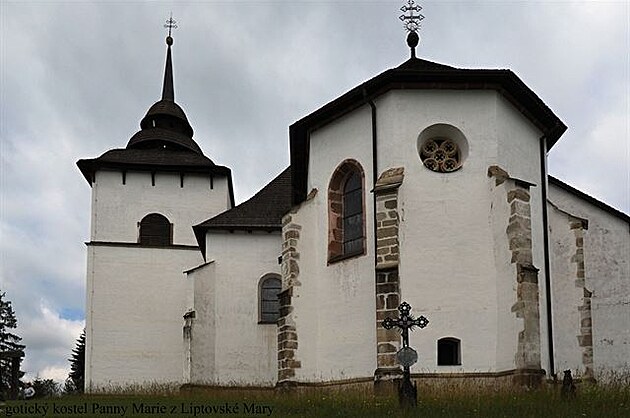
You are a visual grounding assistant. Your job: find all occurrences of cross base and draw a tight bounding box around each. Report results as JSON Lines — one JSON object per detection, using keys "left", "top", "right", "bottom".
{"left": 374, "top": 367, "right": 403, "bottom": 395}
{"left": 398, "top": 367, "right": 418, "bottom": 408}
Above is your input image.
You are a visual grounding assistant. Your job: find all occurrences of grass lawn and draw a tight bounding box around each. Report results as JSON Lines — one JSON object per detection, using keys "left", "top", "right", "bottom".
{"left": 1, "top": 382, "right": 628, "bottom": 417}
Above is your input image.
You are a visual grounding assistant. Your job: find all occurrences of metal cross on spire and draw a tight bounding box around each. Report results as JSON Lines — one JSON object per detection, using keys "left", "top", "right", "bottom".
{"left": 399, "top": 0, "right": 424, "bottom": 58}
{"left": 161, "top": 14, "right": 177, "bottom": 100}
{"left": 164, "top": 13, "right": 178, "bottom": 38}
{"left": 399, "top": 0, "right": 424, "bottom": 33}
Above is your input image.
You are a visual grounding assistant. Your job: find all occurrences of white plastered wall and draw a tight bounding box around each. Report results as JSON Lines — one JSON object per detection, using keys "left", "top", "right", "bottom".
{"left": 371, "top": 89, "right": 544, "bottom": 373}
{"left": 292, "top": 105, "right": 377, "bottom": 382}
{"left": 187, "top": 231, "right": 281, "bottom": 386}
{"left": 85, "top": 245, "right": 202, "bottom": 389}
{"left": 547, "top": 204, "right": 584, "bottom": 373}
{"left": 496, "top": 95, "right": 549, "bottom": 374}
{"left": 548, "top": 183, "right": 630, "bottom": 378}
{"left": 91, "top": 170, "right": 230, "bottom": 244}
{"left": 85, "top": 169, "right": 230, "bottom": 390}
{"left": 186, "top": 261, "right": 216, "bottom": 383}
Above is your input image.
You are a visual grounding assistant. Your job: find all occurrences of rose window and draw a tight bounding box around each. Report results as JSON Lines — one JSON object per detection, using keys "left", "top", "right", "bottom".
{"left": 420, "top": 138, "right": 461, "bottom": 173}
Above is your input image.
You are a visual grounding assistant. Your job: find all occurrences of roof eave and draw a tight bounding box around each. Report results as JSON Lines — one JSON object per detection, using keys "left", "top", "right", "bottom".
{"left": 199, "top": 225, "right": 281, "bottom": 232}
{"left": 75, "top": 158, "right": 232, "bottom": 186}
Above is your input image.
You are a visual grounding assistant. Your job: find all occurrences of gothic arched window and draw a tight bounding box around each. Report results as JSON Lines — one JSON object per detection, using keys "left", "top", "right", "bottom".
{"left": 139, "top": 213, "right": 172, "bottom": 246}
{"left": 328, "top": 160, "right": 365, "bottom": 263}
{"left": 437, "top": 337, "right": 461, "bottom": 366}
{"left": 259, "top": 275, "right": 282, "bottom": 324}
{"left": 343, "top": 171, "right": 363, "bottom": 255}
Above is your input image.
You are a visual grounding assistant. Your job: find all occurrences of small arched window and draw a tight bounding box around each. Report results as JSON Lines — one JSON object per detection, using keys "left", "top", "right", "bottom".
{"left": 139, "top": 213, "right": 172, "bottom": 246}
{"left": 259, "top": 275, "right": 282, "bottom": 324}
{"left": 437, "top": 337, "right": 461, "bottom": 366}
{"left": 328, "top": 160, "right": 365, "bottom": 263}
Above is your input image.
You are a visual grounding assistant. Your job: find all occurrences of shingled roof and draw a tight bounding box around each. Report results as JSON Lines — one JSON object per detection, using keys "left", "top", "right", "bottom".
{"left": 195, "top": 167, "right": 292, "bottom": 232}
{"left": 77, "top": 147, "right": 231, "bottom": 182}
{"left": 193, "top": 166, "right": 291, "bottom": 257}
{"left": 77, "top": 33, "right": 234, "bottom": 209}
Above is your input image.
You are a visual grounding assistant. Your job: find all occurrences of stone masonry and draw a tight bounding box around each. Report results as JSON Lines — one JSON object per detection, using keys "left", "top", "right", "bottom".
{"left": 506, "top": 181, "right": 542, "bottom": 385}
{"left": 277, "top": 213, "right": 302, "bottom": 384}
{"left": 489, "top": 165, "right": 543, "bottom": 386}
{"left": 548, "top": 199, "right": 594, "bottom": 381}
{"left": 373, "top": 168, "right": 404, "bottom": 384}
{"left": 570, "top": 216, "right": 594, "bottom": 380}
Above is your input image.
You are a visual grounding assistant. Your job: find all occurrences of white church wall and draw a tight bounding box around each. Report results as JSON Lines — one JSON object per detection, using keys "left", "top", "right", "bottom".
{"left": 496, "top": 96, "right": 549, "bottom": 373}
{"left": 281, "top": 197, "right": 320, "bottom": 381}
{"left": 85, "top": 168, "right": 231, "bottom": 390}
{"left": 370, "top": 89, "right": 546, "bottom": 374}
{"left": 186, "top": 261, "right": 217, "bottom": 384}
{"left": 548, "top": 183, "right": 630, "bottom": 378}
{"left": 547, "top": 204, "right": 584, "bottom": 374}
{"left": 375, "top": 89, "right": 501, "bottom": 372}
{"left": 489, "top": 179, "right": 521, "bottom": 372}
{"left": 294, "top": 105, "right": 377, "bottom": 382}
{"left": 91, "top": 170, "right": 229, "bottom": 245}
{"left": 197, "top": 231, "right": 281, "bottom": 386}
{"left": 85, "top": 245, "right": 202, "bottom": 390}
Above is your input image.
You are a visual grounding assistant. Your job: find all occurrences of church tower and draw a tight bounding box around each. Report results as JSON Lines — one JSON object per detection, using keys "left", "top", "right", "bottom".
{"left": 77, "top": 25, "right": 233, "bottom": 390}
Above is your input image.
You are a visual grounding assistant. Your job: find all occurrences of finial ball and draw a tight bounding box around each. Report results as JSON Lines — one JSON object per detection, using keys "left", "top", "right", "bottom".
{"left": 407, "top": 31, "right": 419, "bottom": 49}
{"left": 166, "top": 36, "right": 173, "bottom": 46}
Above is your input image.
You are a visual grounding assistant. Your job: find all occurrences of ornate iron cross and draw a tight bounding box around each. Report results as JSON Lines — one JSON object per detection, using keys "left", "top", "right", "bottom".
{"left": 399, "top": 0, "right": 425, "bottom": 33}
{"left": 164, "top": 14, "right": 178, "bottom": 37}
{"left": 383, "top": 301, "right": 429, "bottom": 348}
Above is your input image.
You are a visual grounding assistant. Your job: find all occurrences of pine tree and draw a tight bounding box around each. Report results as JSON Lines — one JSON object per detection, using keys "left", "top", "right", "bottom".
{"left": 0, "top": 291, "right": 26, "bottom": 393}
{"left": 67, "top": 329, "right": 85, "bottom": 393}
{"left": 32, "top": 377, "right": 60, "bottom": 398}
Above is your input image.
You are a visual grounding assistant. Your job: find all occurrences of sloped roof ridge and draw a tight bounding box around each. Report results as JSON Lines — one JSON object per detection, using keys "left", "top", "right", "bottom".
{"left": 548, "top": 175, "right": 629, "bottom": 223}
{"left": 198, "top": 167, "right": 292, "bottom": 230}
{"left": 396, "top": 57, "right": 457, "bottom": 71}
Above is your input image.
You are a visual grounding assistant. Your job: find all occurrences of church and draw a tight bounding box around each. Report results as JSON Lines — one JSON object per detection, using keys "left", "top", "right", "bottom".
{"left": 77, "top": 13, "right": 629, "bottom": 392}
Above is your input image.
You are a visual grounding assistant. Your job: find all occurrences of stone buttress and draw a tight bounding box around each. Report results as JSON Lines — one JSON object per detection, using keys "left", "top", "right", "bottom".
{"left": 373, "top": 168, "right": 405, "bottom": 389}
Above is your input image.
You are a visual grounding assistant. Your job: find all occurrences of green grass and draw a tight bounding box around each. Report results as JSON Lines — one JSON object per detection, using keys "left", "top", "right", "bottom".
{"left": 2, "top": 383, "right": 628, "bottom": 417}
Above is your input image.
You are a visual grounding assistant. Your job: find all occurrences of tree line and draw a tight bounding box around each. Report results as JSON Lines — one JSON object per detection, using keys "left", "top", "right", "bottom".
{"left": 1, "top": 291, "right": 85, "bottom": 399}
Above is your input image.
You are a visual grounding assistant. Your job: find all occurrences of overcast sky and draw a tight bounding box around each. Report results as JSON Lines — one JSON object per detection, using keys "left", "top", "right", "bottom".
{"left": 1, "top": 1, "right": 628, "bottom": 383}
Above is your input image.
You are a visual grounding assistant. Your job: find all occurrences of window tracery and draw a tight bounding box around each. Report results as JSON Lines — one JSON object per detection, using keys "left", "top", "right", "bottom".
{"left": 420, "top": 137, "right": 461, "bottom": 172}
{"left": 328, "top": 160, "right": 366, "bottom": 263}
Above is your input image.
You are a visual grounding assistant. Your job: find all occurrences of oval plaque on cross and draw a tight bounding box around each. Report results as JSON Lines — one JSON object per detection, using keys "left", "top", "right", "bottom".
{"left": 396, "top": 346, "right": 418, "bottom": 368}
